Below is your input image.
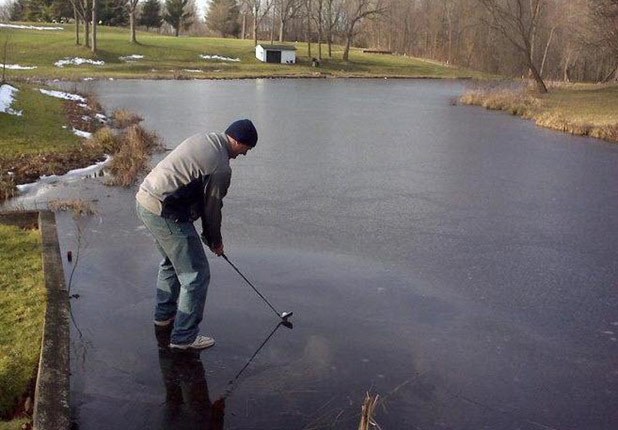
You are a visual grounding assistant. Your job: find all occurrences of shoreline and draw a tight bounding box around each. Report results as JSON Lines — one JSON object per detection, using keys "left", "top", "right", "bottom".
{"left": 459, "top": 83, "right": 618, "bottom": 144}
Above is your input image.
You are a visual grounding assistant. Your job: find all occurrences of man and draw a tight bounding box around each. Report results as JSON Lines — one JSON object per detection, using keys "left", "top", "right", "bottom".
{"left": 136, "top": 119, "right": 258, "bottom": 350}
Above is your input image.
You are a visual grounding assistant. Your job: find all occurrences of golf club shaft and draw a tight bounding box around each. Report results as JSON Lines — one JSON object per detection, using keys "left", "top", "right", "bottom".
{"left": 221, "top": 253, "right": 281, "bottom": 317}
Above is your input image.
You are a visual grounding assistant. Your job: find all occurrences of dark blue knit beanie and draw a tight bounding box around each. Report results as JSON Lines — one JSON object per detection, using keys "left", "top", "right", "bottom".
{"left": 225, "top": 119, "right": 258, "bottom": 147}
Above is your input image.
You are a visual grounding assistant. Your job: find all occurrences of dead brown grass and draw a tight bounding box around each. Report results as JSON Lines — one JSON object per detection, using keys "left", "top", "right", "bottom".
{"left": 105, "top": 125, "right": 161, "bottom": 187}
{"left": 460, "top": 83, "right": 618, "bottom": 143}
{"left": 459, "top": 88, "right": 540, "bottom": 117}
{"left": 87, "top": 127, "right": 120, "bottom": 154}
{"left": 0, "top": 176, "right": 17, "bottom": 201}
{"left": 47, "top": 199, "right": 96, "bottom": 216}
{"left": 112, "top": 109, "right": 143, "bottom": 129}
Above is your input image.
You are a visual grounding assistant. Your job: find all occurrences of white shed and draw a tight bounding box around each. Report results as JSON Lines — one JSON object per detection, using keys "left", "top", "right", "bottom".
{"left": 255, "top": 44, "right": 296, "bottom": 64}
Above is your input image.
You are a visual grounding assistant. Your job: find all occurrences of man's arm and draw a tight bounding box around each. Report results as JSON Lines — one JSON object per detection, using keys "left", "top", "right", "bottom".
{"left": 201, "top": 169, "right": 231, "bottom": 255}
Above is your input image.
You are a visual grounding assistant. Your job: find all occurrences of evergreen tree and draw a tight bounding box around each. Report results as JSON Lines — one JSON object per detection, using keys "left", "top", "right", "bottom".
{"left": 9, "top": 0, "right": 26, "bottom": 21}
{"left": 139, "top": 0, "right": 163, "bottom": 31}
{"left": 163, "top": 0, "right": 193, "bottom": 36}
{"left": 205, "top": 0, "right": 240, "bottom": 37}
{"left": 98, "top": 0, "right": 129, "bottom": 26}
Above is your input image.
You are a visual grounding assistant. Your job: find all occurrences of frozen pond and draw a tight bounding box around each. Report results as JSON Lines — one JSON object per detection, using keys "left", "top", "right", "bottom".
{"left": 7, "top": 79, "right": 618, "bottom": 429}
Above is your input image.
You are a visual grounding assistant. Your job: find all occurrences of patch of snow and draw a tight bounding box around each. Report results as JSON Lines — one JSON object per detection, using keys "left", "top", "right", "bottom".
{"left": 0, "top": 84, "right": 23, "bottom": 116}
{"left": 119, "top": 54, "right": 144, "bottom": 61}
{"left": 1, "top": 64, "right": 37, "bottom": 70}
{"left": 39, "top": 89, "right": 87, "bottom": 102}
{"left": 183, "top": 69, "right": 203, "bottom": 73}
{"left": 16, "top": 155, "right": 112, "bottom": 195}
{"left": 0, "top": 23, "right": 63, "bottom": 31}
{"left": 55, "top": 57, "right": 105, "bottom": 68}
{"left": 199, "top": 54, "right": 240, "bottom": 62}
{"left": 95, "top": 113, "right": 108, "bottom": 122}
{"left": 81, "top": 115, "right": 92, "bottom": 121}
{"left": 78, "top": 103, "right": 90, "bottom": 109}
{"left": 83, "top": 77, "right": 94, "bottom": 81}
{"left": 72, "top": 128, "right": 92, "bottom": 138}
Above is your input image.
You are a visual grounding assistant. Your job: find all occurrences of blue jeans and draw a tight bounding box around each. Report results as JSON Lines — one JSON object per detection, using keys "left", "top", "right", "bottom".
{"left": 136, "top": 202, "right": 210, "bottom": 345}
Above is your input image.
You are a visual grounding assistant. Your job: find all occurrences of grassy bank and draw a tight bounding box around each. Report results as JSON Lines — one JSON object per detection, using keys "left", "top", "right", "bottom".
{"left": 0, "top": 23, "right": 482, "bottom": 80}
{"left": 460, "top": 83, "right": 618, "bottom": 143}
{"left": 0, "top": 82, "right": 106, "bottom": 199}
{"left": 0, "top": 80, "right": 160, "bottom": 199}
{"left": 0, "top": 224, "right": 44, "bottom": 426}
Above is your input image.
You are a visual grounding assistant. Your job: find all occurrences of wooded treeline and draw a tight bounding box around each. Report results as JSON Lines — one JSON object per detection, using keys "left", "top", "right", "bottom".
{"left": 3, "top": 0, "right": 617, "bottom": 84}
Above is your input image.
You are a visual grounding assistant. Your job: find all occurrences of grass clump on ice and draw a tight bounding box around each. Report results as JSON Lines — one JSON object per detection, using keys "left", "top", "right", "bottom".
{"left": 0, "top": 224, "right": 44, "bottom": 422}
{"left": 104, "top": 124, "right": 161, "bottom": 187}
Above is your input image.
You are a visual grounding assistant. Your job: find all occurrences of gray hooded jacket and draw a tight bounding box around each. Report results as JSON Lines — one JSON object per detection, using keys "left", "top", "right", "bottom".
{"left": 136, "top": 132, "right": 232, "bottom": 247}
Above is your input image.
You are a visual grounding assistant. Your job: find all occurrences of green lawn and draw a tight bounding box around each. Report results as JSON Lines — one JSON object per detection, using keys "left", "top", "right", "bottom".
{"left": 0, "top": 224, "right": 45, "bottom": 423}
{"left": 0, "top": 23, "right": 483, "bottom": 80}
{"left": 0, "top": 82, "right": 81, "bottom": 158}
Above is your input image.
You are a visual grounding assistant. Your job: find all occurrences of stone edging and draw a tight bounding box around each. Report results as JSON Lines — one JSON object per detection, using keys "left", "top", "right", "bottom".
{"left": 0, "top": 211, "right": 70, "bottom": 429}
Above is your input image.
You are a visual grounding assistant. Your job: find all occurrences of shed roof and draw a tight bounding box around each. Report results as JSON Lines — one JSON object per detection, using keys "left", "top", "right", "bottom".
{"left": 257, "top": 44, "right": 297, "bottom": 51}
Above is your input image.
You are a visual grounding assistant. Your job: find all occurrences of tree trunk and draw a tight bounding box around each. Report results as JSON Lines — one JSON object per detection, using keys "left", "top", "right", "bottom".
{"left": 130, "top": 11, "right": 137, "bottom": 43}
{"left": 306, "top": 0, "right": 312, "bottom": 58}
{"left": 84, "top": 18, "right": 90, "bottom": 48}
{"left": 562, "top": 48, "right": 572, "bottom": 82}
{"left": 539, "top": 26, "right": 555, "bottom": 78}
{"left": 528, "top": 61, "right": 547, "bottom": 93}
{"left": 279, "top": 13, "right": 284, "bottom": 42}
{"left": 253, "top": 8, "right": 258, "bottom": 46}
{"left": 602, "top": 65, "right": 618, "bottom": 83}
{"left": 343, "top": 28, "right": 353, "bottom": 61}
{"left": 270, "top": 7, "right": 275, "bottom": 44}
{"left": 317, "top": 1, "right": 322, "bottom": 60}
{"left": 326, "top": 0, "right": 332, "bottom": 58}
{"left": 241, "top": 14, "right": 246, "bottom": 40}
{"left": 91, "top": 0, "right": 97, "bottom": 53}
{"left": 74, "top": 8, "right": 80, "bottom": 45}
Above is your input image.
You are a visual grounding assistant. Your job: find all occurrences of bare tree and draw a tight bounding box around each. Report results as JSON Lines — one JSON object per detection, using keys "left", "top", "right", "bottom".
{"left": 325, "top": 0, "right": 342, "bottom": 57}
{"left": 341, "top": 0, "right": 385, "bottom": 61}
{"left": 313, "top": 0, "right": 324, "bottom": 59}
{"left": 305, "top": 0, "right": 312, "bottom": 57}
{"left": 249, "top": 0, "right": 273, "bottom": 46}
{"left": 478, "top": 0, "right": 548, "bottom": 92}
{"left": 278, "top": 0, "right": 301, "bottom": 41}
{"left": 586, "top": 0, "right": 618, "bottom": 81}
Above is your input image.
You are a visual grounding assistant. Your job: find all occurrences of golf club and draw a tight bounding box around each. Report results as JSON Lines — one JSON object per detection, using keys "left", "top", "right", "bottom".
{"left": 221, "top": 253, "right": 293, "bottom": 322}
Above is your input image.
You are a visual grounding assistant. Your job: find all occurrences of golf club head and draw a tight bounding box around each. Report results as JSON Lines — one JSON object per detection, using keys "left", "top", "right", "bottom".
{"left": 281, "top": 320, "right": 294, "bottom": 329}
{"left": 280, "top": 311, "right": 293, "bottom": 319}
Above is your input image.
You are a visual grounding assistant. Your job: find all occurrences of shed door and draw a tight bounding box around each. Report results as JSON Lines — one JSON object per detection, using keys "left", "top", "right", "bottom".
{"left": 266, "top": 50, "right": 282, "bottom": 63}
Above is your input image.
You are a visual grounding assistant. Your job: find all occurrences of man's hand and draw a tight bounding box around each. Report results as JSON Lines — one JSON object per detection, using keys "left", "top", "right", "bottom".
{"left": 210, "top": 243, "right": 224, "bottom": 256}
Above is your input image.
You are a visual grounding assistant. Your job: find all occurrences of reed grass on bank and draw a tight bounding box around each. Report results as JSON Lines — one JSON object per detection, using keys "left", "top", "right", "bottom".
{"left": 460, "top": 82, "right": 618, "bottom": 143}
